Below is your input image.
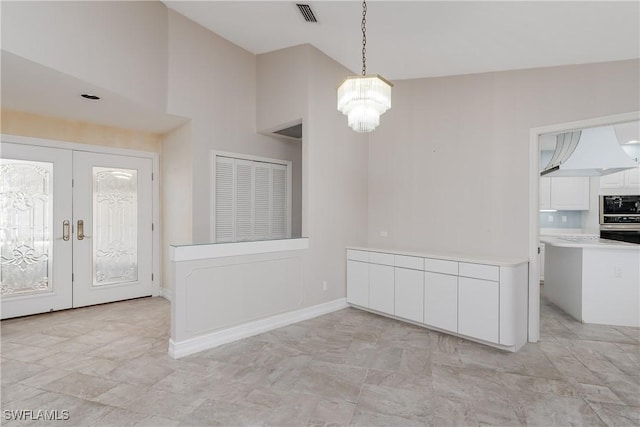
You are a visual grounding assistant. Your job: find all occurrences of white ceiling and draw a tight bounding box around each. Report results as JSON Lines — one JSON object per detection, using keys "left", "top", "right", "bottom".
{"left": 164, "top": 1, "right": 640, "bottom": 80}
{"left": 2, "top": 1, "right": 638, "bottom": 134}
{"left": 1, "top": 52, "right": 186, "bottom": 134}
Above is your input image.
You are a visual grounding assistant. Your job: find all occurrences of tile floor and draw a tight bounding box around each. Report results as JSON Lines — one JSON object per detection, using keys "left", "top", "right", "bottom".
{"left": 1, "top": 296, "right": 638, "bottom": 426}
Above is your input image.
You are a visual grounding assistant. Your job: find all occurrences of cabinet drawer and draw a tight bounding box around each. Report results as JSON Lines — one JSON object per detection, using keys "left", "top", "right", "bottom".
{"left": 369, "top": 252, "right": 395, "bottom": 266}
{"left": 459, "top": 262, "right": 499, "bottom": 282}
{"left": 347, "top": 249, "right": 369, "bottom": 262}
{"left": 395, "top": 255, "right": 424, "bottom": 270}
{"left": 424, "top": 258, "right": 458, "bottom": 275}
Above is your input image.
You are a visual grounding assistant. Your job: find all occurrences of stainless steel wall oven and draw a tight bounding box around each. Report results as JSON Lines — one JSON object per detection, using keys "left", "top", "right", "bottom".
{"left": 599, "top": 195, "right": 640, "bottom": 244}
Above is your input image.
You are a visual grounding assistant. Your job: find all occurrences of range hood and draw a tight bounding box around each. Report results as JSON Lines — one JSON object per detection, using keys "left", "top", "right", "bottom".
{"left": 541, "top": 126, "right": 638, "bottom": 177}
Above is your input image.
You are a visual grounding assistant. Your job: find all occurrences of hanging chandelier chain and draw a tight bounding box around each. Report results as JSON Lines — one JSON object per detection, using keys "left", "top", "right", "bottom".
{"left": 361, "top": 0, "right": 367, "bottom": 75}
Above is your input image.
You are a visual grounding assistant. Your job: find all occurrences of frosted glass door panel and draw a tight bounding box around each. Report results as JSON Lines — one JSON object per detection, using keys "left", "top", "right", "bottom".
{"left": 1, "top": 160, "right": 53, "bottom": 295}
{"left": 73, "top": 152, "right": 152, "bottom": 308}
{"left": 0, "top": 143, "right": 73, "bottom": 319}
{"left": 93, "top": 167, "right": 138, "bottom": 286}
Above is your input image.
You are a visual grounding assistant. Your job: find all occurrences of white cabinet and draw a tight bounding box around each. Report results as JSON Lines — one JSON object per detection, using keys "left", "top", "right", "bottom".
{"left": 600, "top": 166, "right": 640, "bottom": 189}
{"left": 458, "top": 277, "right": 499, "bottom": 344}
{"left": 540, "top": 177, "right": 551, "bottom": 210}
{"left": 424, "top": 272, "right": 457, "bottom": 333}
{"left": 600, "top": 171, "right": 625, "bottom": 189}
{"left": 394, "top": 267, "right": 424, "bottom": 323}
{"left": 626, "top": 167, "right": 640, "bottom": 187}
{"left": 540, "top": 176, "right": 590, "bottom": 210}
{"left": 369, "top": 264, "right": 394, "bottom": 315}
{"left": 550, "top": 177, "right": 590, "bottom": 210}
{"left": 346, "top": 260, "right": 369, "bottom": 307}
{"left": 345, "top": 249, "right": 528, "bottom": 351}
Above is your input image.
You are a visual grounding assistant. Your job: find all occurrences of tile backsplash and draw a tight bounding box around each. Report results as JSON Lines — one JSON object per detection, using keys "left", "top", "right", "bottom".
{"left": 540, "top": 211, "right": 583, "bottom": 228}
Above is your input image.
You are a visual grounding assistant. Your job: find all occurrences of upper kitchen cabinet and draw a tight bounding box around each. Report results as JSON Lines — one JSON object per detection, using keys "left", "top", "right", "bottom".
{"left": 540, "top": 176, "right": 590, "bottom": 210}
{"left": 600, "top": 166, "right": 640, "bottom": 189}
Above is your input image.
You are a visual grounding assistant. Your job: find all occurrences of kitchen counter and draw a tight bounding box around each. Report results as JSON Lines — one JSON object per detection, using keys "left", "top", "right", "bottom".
{"left": 542, "top": 237, "right": 639, "bottom": 327}
{"left": 541, "top": 235, "right": 640, "bottom": 249}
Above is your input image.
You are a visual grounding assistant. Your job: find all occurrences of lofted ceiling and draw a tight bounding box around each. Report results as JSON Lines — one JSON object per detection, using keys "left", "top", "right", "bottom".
{"left": 1, "top": 52, "right": 186, "bottom": 134}
{"left": 164, "top": 1, "right": 640, "bottom": 80}
{"left": 2, "top": 1, "right": 638, "bottom": 135}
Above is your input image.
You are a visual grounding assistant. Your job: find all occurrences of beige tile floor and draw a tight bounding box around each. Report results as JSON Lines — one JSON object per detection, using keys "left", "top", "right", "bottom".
{"left": 1, "top": 296, "right": 638, "bottom": 426}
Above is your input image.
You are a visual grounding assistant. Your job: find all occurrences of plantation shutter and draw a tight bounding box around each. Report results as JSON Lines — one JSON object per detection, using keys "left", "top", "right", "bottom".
{"left": 214, "top": 157, "right": 234, "bottom": 242}
{"left": 254, "top": 164, "right": 271, "bottom": 240}
{"left": 214, "top": 155, "right": 289, "bottom": 242}
{"left": 234, "top": 160, "right": 254, "bottom": 241}
{"left": 271, "top": 164, "right": 287, "bottom": 239}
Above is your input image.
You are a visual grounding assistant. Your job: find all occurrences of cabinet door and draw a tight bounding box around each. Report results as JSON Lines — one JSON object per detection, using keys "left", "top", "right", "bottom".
{"left": 539, "top": 177, "right": 551, "bottom": 210}
{"left": 369, "top": 264, "right": 395, "bottom": 315}
{"left": 394, "top": 268, "right": 424, "bottom": 323}
{"left": 600, "top": 171, "right": 625, "bottom": 189}
{"left": 550, "top": 177, "right": 589, "bottom": 210}
{"left": 458, "top": 277, "right": 499, "bottom": 343}
{"left": 424, "top": 272, "right": 457, "bottom": 333}
{"left": 347, "top": 260, "right": 369, "bottom": 307}
{"left": 624, "top": 166, "right": 640, "bottom": 188}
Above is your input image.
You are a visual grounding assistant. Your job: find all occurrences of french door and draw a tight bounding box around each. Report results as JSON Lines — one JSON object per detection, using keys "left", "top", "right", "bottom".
{"left": 1, "top": 143, "right": 153, "bottom": 319}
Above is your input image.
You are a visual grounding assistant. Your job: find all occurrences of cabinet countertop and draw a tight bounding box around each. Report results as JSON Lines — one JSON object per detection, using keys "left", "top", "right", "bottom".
{"left": 346, "top": 246, "right": 528, "bottom": 267}
{"left": 540, "top": 236, "right": 640, "bottom": 250}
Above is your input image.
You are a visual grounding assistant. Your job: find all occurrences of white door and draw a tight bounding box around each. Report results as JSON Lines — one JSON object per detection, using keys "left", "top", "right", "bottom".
{"left": 72, "top": 151, "right": 153, "bottom": 307}
{"left": 1, "top": 144, "right": 153, "bottom": 318}
{"left": 1, "top": 143, "right": 73, "bottom": 318}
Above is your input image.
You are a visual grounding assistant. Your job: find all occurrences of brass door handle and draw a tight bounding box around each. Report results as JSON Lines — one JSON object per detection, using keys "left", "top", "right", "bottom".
{"left": 63, "top": 220, "right": 70, "bottom": 241}
{"left": 77, "top": 220, "right": 84, "bottom": 240}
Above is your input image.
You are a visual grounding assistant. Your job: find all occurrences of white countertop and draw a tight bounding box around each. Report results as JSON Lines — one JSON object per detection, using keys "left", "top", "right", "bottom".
{"left": 346, "top": 246, "right": 528, "bottom": 267}
{"left": 541, "top": 236, "right": 640, "bottom": 250}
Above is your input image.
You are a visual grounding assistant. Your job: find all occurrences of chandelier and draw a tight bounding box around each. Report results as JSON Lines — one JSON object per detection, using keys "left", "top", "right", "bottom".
{"left": 337, "top": 0, "right": 392, "bottom": 133}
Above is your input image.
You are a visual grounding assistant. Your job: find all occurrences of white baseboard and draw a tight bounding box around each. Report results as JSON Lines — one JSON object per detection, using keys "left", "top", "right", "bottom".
{"left": 158, "top": 287, "right": 173, "bottom": 303}
{"left": 168, "top": 298, "right": 348, "bottom": 359}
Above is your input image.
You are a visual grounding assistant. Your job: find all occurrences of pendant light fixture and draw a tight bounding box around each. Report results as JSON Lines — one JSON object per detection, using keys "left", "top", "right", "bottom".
{"left": 337, "top": 0, "right": 392, "bottom": 133}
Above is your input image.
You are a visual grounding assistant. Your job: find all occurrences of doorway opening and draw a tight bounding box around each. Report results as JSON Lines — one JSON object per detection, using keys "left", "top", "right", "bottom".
{"left": 528, "top": 111, "right": 640, "bottom": 342}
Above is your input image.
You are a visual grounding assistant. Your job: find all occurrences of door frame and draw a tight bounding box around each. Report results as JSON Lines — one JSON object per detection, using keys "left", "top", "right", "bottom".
{"left": 527, "top": 111, "right": 639, "bottom": 342}
{"left": 1, "top": 133, "right": 161, "bottom": 298}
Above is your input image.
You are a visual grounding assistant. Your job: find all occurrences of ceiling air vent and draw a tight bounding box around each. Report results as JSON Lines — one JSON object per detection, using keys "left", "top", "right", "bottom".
{"left": 296, "top": 4, "right": 318, "bottom": 23}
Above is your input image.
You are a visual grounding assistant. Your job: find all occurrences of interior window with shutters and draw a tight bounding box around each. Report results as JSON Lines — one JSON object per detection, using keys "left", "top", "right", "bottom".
{"left": 214, "top": 154, "right": 290, "bottom": 242}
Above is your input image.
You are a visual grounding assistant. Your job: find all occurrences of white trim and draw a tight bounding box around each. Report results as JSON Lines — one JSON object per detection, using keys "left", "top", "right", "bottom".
{"left": 1, "top": 134, "right": 157, "bottom": 159}
{"left": 152, "top": 154, "right": 161, "bottom": 297}
{"left": 527, "top": 111, "right": 640, "bottom": 343}
{"left": 168, "top": 298, "right": 348, "bottom": 359}
{"left": 170, "top": 237, "right": 309, "bottom": 262}
{"left": 159, "top": 287, "right": 173, "bottom": 303}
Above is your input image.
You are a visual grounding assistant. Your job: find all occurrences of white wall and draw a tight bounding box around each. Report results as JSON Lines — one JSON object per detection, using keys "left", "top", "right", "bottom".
{"left": 256, "top": 46, "right": 310, "bottom": 135}
{"left": 161, "top": 121, "right": 193, "bottom": 297}
{"left": 1, "top": 1, "right": 169, "bottom": 112}
{"left": 166, "top": 11, "right": 302, "bottom": 243}
{"left": 257, "top": 44, "right": 369, "bottom": 305}
{"left": 304, "top": 46, "right": 369, "bottom": 303}
{"left": 368, "top": 60, "right": 640, "bottom": 259}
